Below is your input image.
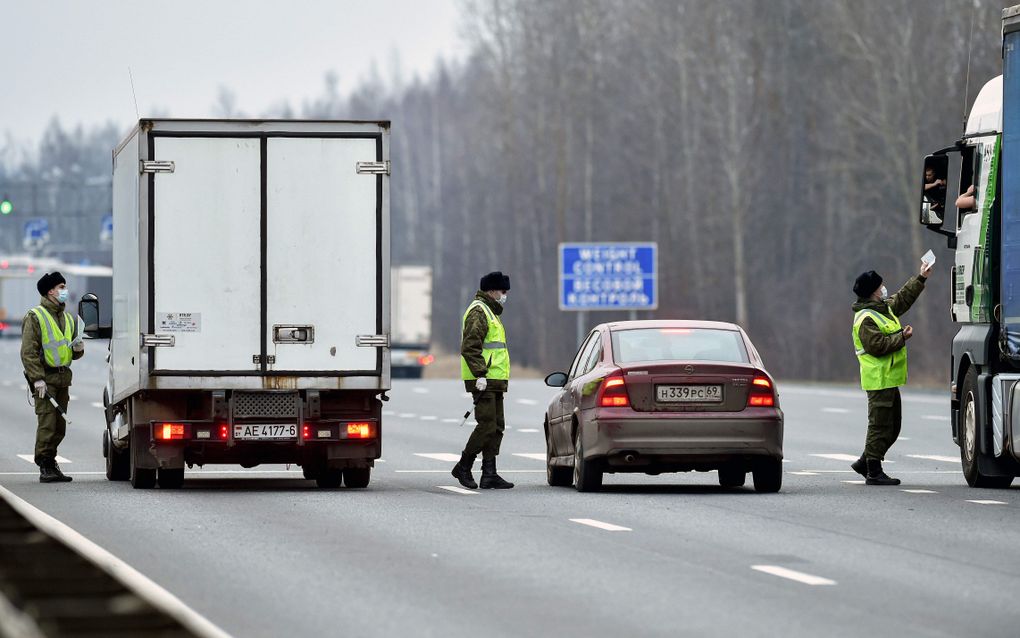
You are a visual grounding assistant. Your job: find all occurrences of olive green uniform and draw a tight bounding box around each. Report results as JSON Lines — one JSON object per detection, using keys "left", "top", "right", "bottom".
{"left": 20, "top": 296, "right": 82, "bottom": 467}
{"left": 852, "top": 275, "right": 926, "bottom": 460}
{"left": 461, "top": 291, "right": 508, "bottom": 460}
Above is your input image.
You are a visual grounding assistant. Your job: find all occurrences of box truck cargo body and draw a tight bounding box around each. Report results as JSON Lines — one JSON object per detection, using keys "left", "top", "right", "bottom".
{"left": 88, "top": 119, "right": 391, "bottom": 489}
{"left": 390, "top": 265, "right": 433, "bottom": 378}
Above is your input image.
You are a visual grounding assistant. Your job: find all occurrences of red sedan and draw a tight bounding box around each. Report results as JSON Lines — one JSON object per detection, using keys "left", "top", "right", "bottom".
{"left": 543, "top": 320, "right": 783, "bottom": 492}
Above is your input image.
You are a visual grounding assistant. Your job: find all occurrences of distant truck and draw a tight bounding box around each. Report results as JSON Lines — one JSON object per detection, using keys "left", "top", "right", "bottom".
{"left": 81, "top": 119, "right": 392, "bottom": 489}
{"left": 918, "top": 6, "right": 1020, "bottom": 487}
{"left": 390, "top": 265, "right": 433, "bottom": 378}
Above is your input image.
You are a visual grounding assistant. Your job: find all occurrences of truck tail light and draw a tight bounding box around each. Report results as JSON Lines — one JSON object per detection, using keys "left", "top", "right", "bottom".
{"left": 418, "top": 354, "right": 435, "bottom": 366}
{"left": 747, "top": 376, "right": 775, "bottom": 407}
{"left": 347, "top": 422, "right": 375, "bottom": 439}
{"left": 154, "top": 423, "right": 187, "bottom": 440}
{"left": 598, "top": 375, "right": 631, "bottom": 408}
{"left": 219, "top": 424, "right": 229, "bottom": 440}
{"left": 302, "top": 424, "right": 312, "bottom": 440}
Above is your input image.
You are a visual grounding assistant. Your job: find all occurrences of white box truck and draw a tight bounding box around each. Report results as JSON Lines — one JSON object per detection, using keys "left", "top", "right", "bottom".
{"left": 390, "top": 265, "right": 433, "bottom": 378}
{"left": 80, "top": 119, "right": 391, "bottom": 489}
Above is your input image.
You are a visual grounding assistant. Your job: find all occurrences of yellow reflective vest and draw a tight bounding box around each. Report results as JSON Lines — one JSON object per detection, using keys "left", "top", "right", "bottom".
{"left": 852, "top": 308, "right": 907, "bottom": 391}
{"left": 460, "top": 300, "right": 510, "bottom": 381}
{"left": 30, "top": 306, "right": 75, "bottom": 368}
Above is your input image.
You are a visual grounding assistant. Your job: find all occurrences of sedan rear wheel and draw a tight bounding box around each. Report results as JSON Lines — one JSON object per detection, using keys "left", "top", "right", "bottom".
{"left": 752, "top": 458, "right": 782, "bottom": 493}
{"left": 573, "top": 427, "right": 602, "bottom": 492}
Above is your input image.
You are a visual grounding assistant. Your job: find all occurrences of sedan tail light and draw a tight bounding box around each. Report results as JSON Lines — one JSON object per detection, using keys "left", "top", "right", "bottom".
{"left": 747, "top": 376, "right": 775, "bottom": 407}
{"left": 598, "top": 374, "right": 631, "bottom": 408}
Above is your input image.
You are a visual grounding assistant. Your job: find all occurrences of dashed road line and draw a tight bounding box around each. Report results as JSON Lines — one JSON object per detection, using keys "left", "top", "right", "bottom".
{"left": 788, "top": 471, "right": 819, "bottom": 476}
{"left": 901, "top": 489, "right": 937, "bottom": 494}
{"left": 569, "top": 519, "right": 632, "bottom": 532}
{"left": 811, "top": 454, "right": 861, "bottom": 462}
{"left": 906, "top": 454, "right": 958, "bottom": 463}
{"left": 414, "top": 453, "right": 461, "bottom": 463}
{"left": 382, "top": 410, "right": 395, "bottom": 416}
{"left": 821, "top": 407, "right": 850, "bottom": 414}
{"left": 441, "top": 418, "right": 461, "bottom": 423}
{"left": 512, "top": 453, "right": 546, "bottom": 461}
{"left": 412, "top": 387, "right": 430, "bottom": 394}
{"left": 517, "top": 428, "right": 540, "bottom": 433}
{"left": 922, "top": 415, "right": 950, "bottom": 421}
{"left": 516, "top": 398, "right": 538, "bottom": 405}
{"left": 967, "top": 499, "right": 1007, "bottom": 505}
{"left": 841, "top": 480, "right": 865, "bottom": 485}
{"left": 420, "top": 416, "right": 437, "bottom": 421}
{"left": 395, "top": 470, "right": 545, "bottom": 473}
{"left": 751, "top": 565, "right": 836, "bottom": 586}
{"left": 437, "top": 485, "right": 478, "bottom": 495}
{"left": 90, "top": 402, "right": 104, "bottom": 409}
{"left": 398, "top": 413, "right": 418, "bottom": 419}
{"left": 17, "top": 454, "right": 71, "bottom": 464}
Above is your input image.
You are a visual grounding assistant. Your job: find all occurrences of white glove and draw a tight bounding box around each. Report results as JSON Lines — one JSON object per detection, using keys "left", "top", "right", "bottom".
{"left": 33, "top": 380, "right": 47, "bottom": 399}
{"left": 475, "top": 377, "right": 488, "bottom": 391}
{"left": 72, "top": 342, "right": 84, "bottom": 353}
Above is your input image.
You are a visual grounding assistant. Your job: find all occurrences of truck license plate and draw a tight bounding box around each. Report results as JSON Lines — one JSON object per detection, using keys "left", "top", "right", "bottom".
{"left": 656, "top": 385, "right": 723, "bottom": 403}
{"left": 232, "top": 424, "right": 298, "bottom": 441}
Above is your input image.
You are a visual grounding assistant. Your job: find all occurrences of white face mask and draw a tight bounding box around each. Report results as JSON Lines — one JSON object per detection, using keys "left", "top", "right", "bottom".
{"left": 497, "top": 294, "right": 507, "bottom": 305}
{"left": 880, "top": 285, "right": 888, "bottom": 299}
{"left": 56, "top": 289, "right": 69, "bottom": 303}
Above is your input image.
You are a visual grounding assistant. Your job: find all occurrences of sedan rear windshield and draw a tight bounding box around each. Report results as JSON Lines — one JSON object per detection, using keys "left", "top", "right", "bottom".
{"left": 611, "top": 328, "right": 748, "bottom": 364}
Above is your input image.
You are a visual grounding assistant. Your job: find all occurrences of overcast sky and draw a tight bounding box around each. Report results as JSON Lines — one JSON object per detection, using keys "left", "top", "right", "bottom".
{"left": 0, "top": 0, "right": 465, "bottom": 144}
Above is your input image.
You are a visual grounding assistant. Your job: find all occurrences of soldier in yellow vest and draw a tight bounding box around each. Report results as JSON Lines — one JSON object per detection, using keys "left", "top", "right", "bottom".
{"left": 850, "top": 263, "right": 932, "bottom": 485}
{"left": 21, "top": 272, "right": 83, "bottom": 483}
{"left": 451, "top": 271, "right": 514, "bottom": 490}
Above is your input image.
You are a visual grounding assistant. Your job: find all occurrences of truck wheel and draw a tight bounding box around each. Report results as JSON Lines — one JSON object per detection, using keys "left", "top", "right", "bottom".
{"left": 959, "top": 369, "right": 1014, "bottom": 488}
{"left": 344, "top": 467, "right": 371, "bottom": 488}
{"left": 302, "top": 465, "right": 319, "bottom": 480}
{"left": 752, "top": 458, "right": 782, "bottom": 493}
{"left": 718, "top": 464, "right": 746, "bottom": 488}
{"left": 573, "top": 427, "right": 602, "bottom": 492}
{"left": 157, "top": 468, "right": 185, "bottom": 489}
{"left": 104, "top": 431, "right": 130, "bottom": 481}
{"left": 129, "top": 455, "right": 156, "bottom": 490}
{"left": 316, "top": 468, "right": 343, "bottom": 488}
{"left": 547, "top": 427, "right": 572, "bottom": 487}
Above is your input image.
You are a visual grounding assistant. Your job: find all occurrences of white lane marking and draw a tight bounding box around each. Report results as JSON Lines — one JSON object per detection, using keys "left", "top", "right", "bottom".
{"left": 788, "top": 471, "right": 819, "bottom": 476}
{"left": 516, "top": 398, "right": 538, "bottom": 405}
{"left": 512, "top": 453, "right": 546, "bottom": 461}
{"left": 441, "top": 418, "right": 461, "bottom": 423}
{"left": 751, "top": 565, "right": 836, "bottom": 586}
{"left": 382, "top": 410, "right": 395, "bottom": 416}
{"left": 437, "top": 485, "right": 477, "bottom": 495}
{"left": 906, "top": 454, "right": 958, "bottom": 463}
{"left": 412, "top": 387, "right": 430, "bottom": 394}
{"left": 901, "top": 489, "right": 937, "bottom": 494}
{"left": 91, "top": 402, "right": 104, "bottom": 409}
{"left": 922, "top": 415, "right": 950, "bottom": 421}
{"left": 420, "top": 416, "right": 437, "bottom": 421}
{"left": 68, "top": 395, "right": 78, "bottom": 401}
{"left": 17, "top": 454, "right": 71, "bottom": 464}
{"left": 395, "top": 470, "right": 545, "bottom": 473}
{"left": 517, "top": 428, "right": 540, "bottom": 433}
{"left": 822, "top": 407, "right": 850, "bottom": 414}
{"left": 967, "top": 499, "right": 1007, "bottom": 505}
{"left": 570, "top": 518, "right": 632, "bottom": 532}
{"left": 398, "top": 413, "right": 417, "bottom": 418}
{"left": 899, "top": 437, "right": 911, "bottom": 441}
{"left": 811, "top": 454, "right": 860, "bottom": 462}
{"left": 1, "top": 380, "right": 12, "bottom": 387}
{"left": 0, "top": 485, "right": 232, "bottom": 638}
{"left": 841, "top": 480, "right": 866, "bottom": 485}
{"left": 414, "top": 453, "right": 461, "bottom": 463}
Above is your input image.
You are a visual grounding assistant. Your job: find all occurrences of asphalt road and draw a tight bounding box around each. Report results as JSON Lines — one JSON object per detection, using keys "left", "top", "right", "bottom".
{"left": 0, "top": 340, "right": 1017, "bottom": 637}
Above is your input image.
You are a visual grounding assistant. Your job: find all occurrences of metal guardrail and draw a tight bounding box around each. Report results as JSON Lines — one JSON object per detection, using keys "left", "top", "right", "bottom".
{"left": 0, "top": 488, "right": 224, "bottom": 638}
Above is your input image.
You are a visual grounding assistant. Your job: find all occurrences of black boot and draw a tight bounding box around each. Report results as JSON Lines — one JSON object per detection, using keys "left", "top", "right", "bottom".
{"left": 451, "top": 453, "right": 478, "bottom": 489}
{"left": 479, "top": 458, "right": 514, "bottom": 489}
{"left": 850, "top": 455, "right": 867, "bottom": 477}
{"left": 865, "top": 458, "right": 900, "bottom": 486}
{"left": 39, "top": 461, "right": 71, "bottom": 483}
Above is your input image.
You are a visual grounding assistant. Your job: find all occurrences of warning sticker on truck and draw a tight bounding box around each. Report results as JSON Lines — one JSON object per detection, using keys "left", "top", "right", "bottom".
{"left": 158, "top": 312, "right": 202, "bottom": 333}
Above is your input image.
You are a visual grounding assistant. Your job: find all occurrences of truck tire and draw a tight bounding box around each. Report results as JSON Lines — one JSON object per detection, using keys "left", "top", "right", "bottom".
{"left": 959, "top": 369, "right": 1014, "bottom": 488}
{"left": 344, "top": 467, "right": 371, "bottom": 488}
{"left": 157, "top": 468, "right": 185, "bottom": 489}
{"left": 129, "top": 430, "right": 156, "bottom": 489}
{"left": 104, "top": 430, "right": 129, "bottom": 481}
{"left": 752, "top": 458, "right": 782, "bottom": 493}
{"left": 573, "top": 427, "right": 602, "bottom": 492}
{"left": 316, "top": 468, "right": 343, "bottom": 488}
{"left": 302, "top": 465, "right": 319, "bottom": 480}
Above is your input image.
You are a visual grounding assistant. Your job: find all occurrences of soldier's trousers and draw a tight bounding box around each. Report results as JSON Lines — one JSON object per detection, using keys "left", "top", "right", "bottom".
{"left": 463, "top": 391, "right": 505, "bottom": 460}
{"left": 864, "top": 387, "right": 901, "bottom": 460}
{"left": 34, "top": 385, "right": 69, "bottom": 467}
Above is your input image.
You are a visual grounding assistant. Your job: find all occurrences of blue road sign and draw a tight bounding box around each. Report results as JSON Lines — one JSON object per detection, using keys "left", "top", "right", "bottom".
{"left": 100, "top": 214, "right": 113, "bottom": 241}
{"left": 23, "top": 219, "right": 49, "bottom": 241}
{"left": 559, "top": 242, "right": 657, "bottom": 311}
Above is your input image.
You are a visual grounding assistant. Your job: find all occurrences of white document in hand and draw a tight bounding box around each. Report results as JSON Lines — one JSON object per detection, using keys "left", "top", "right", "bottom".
{"left": 921, "top": 250, "right": 936, "bottom": 267}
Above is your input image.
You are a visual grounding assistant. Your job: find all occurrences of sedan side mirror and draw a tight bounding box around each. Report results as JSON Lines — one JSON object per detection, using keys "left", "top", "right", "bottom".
{"left": 545, "top": 372, "right": 568, "bottom": 388}
{"left": 78, "top": 293, "right": 111, "bottom": 339}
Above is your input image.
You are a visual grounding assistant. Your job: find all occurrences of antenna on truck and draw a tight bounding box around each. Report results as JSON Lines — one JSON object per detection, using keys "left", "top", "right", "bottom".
{"left": 962, "top": 0, "right": 978, "bottom": 129}
{"left": 127, "top": 67, "right": 140, "bottom": 120}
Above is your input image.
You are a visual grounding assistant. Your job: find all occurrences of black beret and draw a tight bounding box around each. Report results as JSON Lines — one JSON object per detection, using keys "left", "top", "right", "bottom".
{"left": 853, "top": 270, "right": 882, "bottom": 298}
{"left": 37, "top": 271, "right": 66, "bottom": 296}
{"left": 480, "top": 271, "right": 511, "bottom": 292}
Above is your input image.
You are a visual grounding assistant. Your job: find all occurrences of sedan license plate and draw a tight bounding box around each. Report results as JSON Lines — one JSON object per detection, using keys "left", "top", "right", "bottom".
{"left": 656, "top": 385, "right": 723, "bottom": 403}
{"left": 233, "top": 423, "right": 298, "bottom": 441}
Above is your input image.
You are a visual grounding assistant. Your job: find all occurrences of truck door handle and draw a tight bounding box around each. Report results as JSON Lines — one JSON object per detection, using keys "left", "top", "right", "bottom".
{"left": 274, "top": 325, "right": 315, "bottom": 344}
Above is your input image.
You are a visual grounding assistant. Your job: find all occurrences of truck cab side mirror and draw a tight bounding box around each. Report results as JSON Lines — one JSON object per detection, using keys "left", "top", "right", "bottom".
{"left": 920, "top": 154, "right": 949, "bottom": 227}
{"left": 78, "top": 293, "right": 111, "bottom": 339}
